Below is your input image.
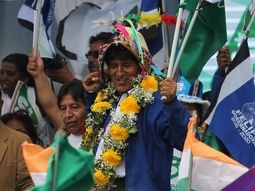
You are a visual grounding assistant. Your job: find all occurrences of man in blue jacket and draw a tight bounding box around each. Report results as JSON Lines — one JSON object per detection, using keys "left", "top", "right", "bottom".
{"left": 83, "top": 19, "right": 190, "bottom": 191}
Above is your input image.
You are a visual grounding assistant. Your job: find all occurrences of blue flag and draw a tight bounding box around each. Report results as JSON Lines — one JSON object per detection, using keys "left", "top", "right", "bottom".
{"left": 17, "top": 0, "right": 56, "bottom": 58}
{"left": 205, "top": 38, "right": 255, "bottom": 168}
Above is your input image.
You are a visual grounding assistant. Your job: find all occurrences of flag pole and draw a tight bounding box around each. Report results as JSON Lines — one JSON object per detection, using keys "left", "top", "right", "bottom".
{"left": 166, "top": 0, "right": 185, "bottom": 78}
{"left": 161, "top": 0, "right": 170, "bottom": 72}
{"left": 161, "top": 0, "right": 185, "bottom": 101}
{"left": 244, "top": 6, "right": 255, "bottom": 38}
{"left": 51, "top": 137, "right": 60, "bottom": 191}
{"left": 171, "top": 1, "right": 201, "bottom": 77}
{"left": 33, "top": 0, "right": 42, "bottom": 58}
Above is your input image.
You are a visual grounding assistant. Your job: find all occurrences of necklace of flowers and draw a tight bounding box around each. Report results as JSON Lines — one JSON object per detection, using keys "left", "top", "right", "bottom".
{"left": 81, "top": 74, "right": 159, "bottom": 190}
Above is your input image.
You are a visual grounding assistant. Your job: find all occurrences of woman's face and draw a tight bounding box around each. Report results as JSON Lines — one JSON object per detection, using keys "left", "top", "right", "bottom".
{"left": 0, "top": 61, "right": 23, "bottom": 97}
{"left": 59, "top": 95, "right": 86, "bottom": 135}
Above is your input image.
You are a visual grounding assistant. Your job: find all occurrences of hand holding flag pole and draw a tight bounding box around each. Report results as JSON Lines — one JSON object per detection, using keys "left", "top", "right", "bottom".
{"left": 161, "top": 0, "right": 185, "bottom": 101}
{"left": 32, "top": 0, "right": 43, "bottom": 58}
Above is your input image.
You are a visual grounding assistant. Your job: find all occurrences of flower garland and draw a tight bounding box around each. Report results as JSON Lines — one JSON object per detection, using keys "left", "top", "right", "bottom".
{"left": 81, "top": 75, "right": 159, "bottom": 190}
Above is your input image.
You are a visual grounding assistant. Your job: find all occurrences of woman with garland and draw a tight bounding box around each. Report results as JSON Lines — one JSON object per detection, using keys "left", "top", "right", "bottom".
{"left": 82, "top": 19, "right": 190, "bottom": 191}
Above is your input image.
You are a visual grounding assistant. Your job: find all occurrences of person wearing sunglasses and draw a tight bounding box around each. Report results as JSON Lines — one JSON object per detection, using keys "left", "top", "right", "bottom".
{"left": 86, "top": 32, "right": 114, "bottom": 73}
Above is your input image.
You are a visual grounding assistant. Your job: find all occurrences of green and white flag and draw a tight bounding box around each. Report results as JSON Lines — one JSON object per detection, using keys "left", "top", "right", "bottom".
{"left": 243, "top": 0, "right": 255, "bottom": 31}
{"left": 179, "top": 0, "right": 227, "bottom": 83}
{"left": 170, "top": 149, "right": 182, "bottom": 190}
{"left": 23, "top": 134, "right": 94, "bottom": 191}
{"left": 229, "top": 2, "right": 255, "bottom": 53}
{"left": 10, "top": 81, "right": 39, "bottom": 126}
{"left": 8, "top": 80, "right": 52, "bottom": 145}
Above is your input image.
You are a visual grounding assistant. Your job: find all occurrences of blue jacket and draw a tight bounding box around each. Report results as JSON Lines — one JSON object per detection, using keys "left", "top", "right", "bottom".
{"left": 86, "top": 91, "right": 190, "bottom": 191}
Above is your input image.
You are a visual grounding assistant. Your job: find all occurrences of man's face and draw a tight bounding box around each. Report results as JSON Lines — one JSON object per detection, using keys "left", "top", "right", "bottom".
{"left": 59, "top": 95, "right": 87, "bottom": 135}
{"left": 107, "top": 58, "right": 140, "bottom": 94}
{"left": 86, "top": 41, "right": 105, "bottom": 73}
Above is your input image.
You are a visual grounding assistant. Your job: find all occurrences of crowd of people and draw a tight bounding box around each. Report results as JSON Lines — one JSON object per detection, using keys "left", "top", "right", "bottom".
{"left": 0, "top": 18, "right": 233, "bottom": 191}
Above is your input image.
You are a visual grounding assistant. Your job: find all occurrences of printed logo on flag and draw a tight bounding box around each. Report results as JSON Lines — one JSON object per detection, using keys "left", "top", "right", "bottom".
{"left": 231, "top": 102, "right": 255, "bottom": 147}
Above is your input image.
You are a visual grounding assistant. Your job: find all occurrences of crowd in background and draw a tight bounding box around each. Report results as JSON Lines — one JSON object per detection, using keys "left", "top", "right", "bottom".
{"left": 0, "top": 18, "right": 236, "bottom": 190}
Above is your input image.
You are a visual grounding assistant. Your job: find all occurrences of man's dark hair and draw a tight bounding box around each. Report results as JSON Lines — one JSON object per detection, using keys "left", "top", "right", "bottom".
{"left": 104, "top": 44, "right": 138, "bottom": 64}
{"left": 88, "top": 32, "right": 114, "bottom": 45}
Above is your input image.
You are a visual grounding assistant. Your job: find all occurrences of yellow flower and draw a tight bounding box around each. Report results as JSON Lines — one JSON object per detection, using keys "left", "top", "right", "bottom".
{"left": 120, "top": 95, "right": 140, "bottom": 114}
{"left": 92, "top": 101, "right": 112, "bottom": 112}
{"left": 140, "top": 76, "right": 158, "bottom": 92}
{"left": 86, "top": 127, "right": 93, "bottom": 135}
{"left": 102, "top": 149, "right": 122, "bottom": 167}
{"left": 95, "top": 92, "right": 104, "bottom": 103}
{"left": 94, "top": 169, "right": 109, "bottom": 185}
{"left": 110, "top": 124, "right": 129, "bottom": 141}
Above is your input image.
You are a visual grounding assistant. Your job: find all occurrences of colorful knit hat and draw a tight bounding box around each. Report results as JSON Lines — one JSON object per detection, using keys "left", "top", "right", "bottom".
{"left": 99, "top": 18, "right": 154, "bottom": 79}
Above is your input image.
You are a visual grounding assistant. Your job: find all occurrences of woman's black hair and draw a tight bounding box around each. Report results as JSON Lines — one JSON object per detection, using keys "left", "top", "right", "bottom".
{"left": 57, "top": 79, "right": 86, "bottom": 107}
{"left": 1, "top": 110, "right": 42, "bottom": 145}
{"left": 2, "top": 53, "right": 34, "bottom": 86}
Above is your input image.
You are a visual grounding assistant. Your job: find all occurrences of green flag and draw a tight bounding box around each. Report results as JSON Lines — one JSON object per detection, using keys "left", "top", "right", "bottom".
{"left": 229, "top": 3, "right": 255, "bottom": 53}
{"left": 30, "top": 135, "right": 94, "bottom": 191}
{"left": 179, "top": 0, "right": 227, "bottom": 83}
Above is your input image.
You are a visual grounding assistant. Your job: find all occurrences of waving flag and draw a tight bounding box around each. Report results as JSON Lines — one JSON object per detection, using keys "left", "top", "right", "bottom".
{"left": 23, "top": 135, "right": 94, "bottom": 190}
{"left": 177, "top": 119, "right": 248, "bottom": 191}
{"left": 17, "top": 0, "right": 56, "bottom": 58}
{"left": 205, "top": 38, "right": 255, "bottom": 168}
{"left": 23, "top": 143, "right": 55, "bottom": 186}
{"left": 179, "top": 0, "right": 227, "bottom": 83}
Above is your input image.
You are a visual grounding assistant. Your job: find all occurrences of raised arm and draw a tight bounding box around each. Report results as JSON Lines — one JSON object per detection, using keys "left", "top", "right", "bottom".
{"left": 27, "top": 51, "right": 64, "bottom": 129}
